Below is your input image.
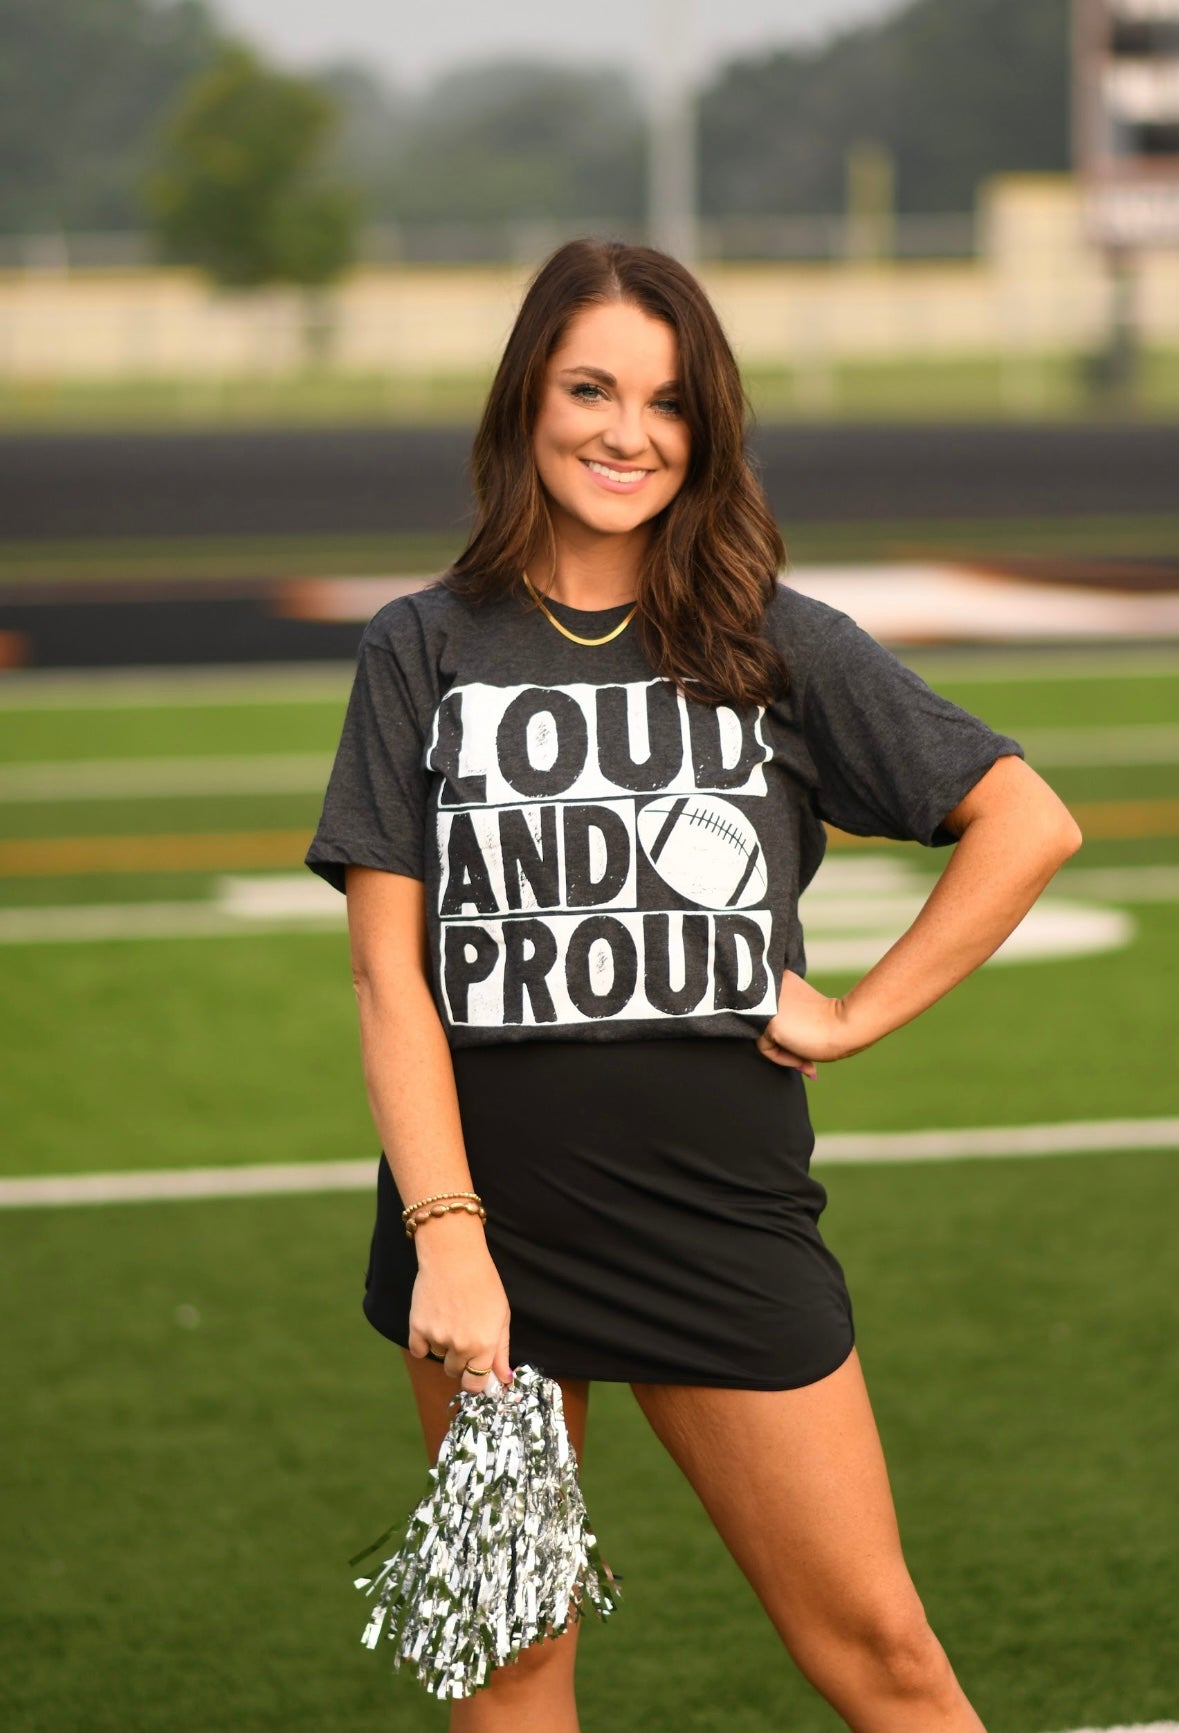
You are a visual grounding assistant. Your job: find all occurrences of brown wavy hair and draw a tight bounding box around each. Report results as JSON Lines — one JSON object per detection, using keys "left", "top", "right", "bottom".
{"left": 442, "top": 237, "right": 788, "bottom": 708}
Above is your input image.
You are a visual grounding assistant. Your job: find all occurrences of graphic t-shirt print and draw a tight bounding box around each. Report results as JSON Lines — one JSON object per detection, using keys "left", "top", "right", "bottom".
{"left": 427, "top": 676, "right": 778, "bottom": 1028}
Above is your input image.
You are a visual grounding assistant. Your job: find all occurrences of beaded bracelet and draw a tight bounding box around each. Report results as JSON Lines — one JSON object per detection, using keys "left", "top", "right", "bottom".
{"left": 404, "top": 1199, "right": 488, "bottom": 1241}
{"left": 400, "top": 1188, "right": 483, "bottom": 1224}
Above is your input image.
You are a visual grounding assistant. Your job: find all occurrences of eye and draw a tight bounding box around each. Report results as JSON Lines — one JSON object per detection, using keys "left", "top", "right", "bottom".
{"left": 569, "top": 382, "right": 606, "bottom": 402}
{"left": 653, "top": 397, "right": 682, "bottom": 417}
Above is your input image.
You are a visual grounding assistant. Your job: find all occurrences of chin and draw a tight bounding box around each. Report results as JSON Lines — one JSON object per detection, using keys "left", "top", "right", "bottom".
{"left": 578, "top": 496, "right": 671, "bottom": 536}
{"left": 588, "top": 507, "right": 652, "bottom": 534}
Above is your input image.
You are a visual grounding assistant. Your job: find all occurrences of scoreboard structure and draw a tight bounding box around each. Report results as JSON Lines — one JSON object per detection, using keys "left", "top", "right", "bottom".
{"left": 1073, "top": 0, "right": 1179, "bottom": 247}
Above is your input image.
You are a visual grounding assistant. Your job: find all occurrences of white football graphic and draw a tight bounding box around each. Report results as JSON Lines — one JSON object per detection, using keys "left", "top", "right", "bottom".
{"left": 636, "top": 794, "right": 767, "bottom": 909}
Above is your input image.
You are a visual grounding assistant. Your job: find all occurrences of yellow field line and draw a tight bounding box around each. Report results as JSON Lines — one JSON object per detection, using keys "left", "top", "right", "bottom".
{"left": 1066, "top": 798, "right": 1179, "bottom": 839}
{"left": 0, "top": 830, "right": 312, "bottom": 875}
{"left": 825, "top": 797, "right": 1179, "bottom": 848}
{"left": 3, "top": 798, "right": 1179, "bottom": 878}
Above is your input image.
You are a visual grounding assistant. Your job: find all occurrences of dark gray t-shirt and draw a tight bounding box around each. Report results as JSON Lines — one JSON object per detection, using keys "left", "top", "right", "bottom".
{"left": 305, "top": 578, "right": 1022, "bottom": 1048}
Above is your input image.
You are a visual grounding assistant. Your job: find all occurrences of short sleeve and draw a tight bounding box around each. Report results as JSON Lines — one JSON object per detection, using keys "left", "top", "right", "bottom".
{"left": 304, "top": 611, "right": 431, "bottom": 894}
{"left": 801, "top": 612, "right": 1024, "bottom": 846}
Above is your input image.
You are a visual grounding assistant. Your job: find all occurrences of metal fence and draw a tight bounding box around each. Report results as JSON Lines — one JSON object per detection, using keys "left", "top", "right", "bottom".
{"left": 0, "top": 213, "right": 981, "bottom": 274}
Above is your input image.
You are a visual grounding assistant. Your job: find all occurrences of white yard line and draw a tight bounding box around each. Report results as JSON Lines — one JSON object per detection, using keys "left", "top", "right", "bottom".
{"left": 1017, "top": 724, "right": 1179, "bottom": 765}
{"left": 0, "top": 902, "right": 346, "bottom": 944}
{"left": 0, "top": 630, "right": 1176, "bottom": 712}
{"left": 0, "top": 857, "right": 1169, "bottom": 956}
{"left": 1, "top": 1119, "right": 1175, "bottom": 1209}
{"left": 0, "top": 856, "right": 1164, "bottom": 952}
{"left": 0, "top": 663, "right": 356, "bottom": 708}
{"left": 288, "top": 568, "right": 1179, "bottom": 643}
{"left": 789, "top": 566, "right": 1179, "bottom": 642}
{"left": 0, "top": 893, "right": 1137, "bottom": 962}
{"left": 897, "top": 648, "right": 1179, "bottom": 683}
{"left": 1, "top": 725, "right": 1176, "bottom": 802}
{"left": 0, "top": 752, "right": 333, "bottom": 799}
{"left": 1052, "top": 865, "right": 1179, "bottom": 901}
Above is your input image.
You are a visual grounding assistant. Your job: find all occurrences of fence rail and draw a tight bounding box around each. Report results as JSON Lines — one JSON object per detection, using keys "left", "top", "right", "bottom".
{"left": 0, "top": 213, "right": 982, "bottom": 273}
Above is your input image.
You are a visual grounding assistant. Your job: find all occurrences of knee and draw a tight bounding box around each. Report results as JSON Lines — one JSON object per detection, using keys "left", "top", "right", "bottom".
{"left": 856, "top": 1609, "right": 955, "bottom": 1703}
{"left": 483, "top": 1622, "right": 579, "bottom": 1692}
{"left": 793, "top": 1597, "right": 955, "bottom": 1709}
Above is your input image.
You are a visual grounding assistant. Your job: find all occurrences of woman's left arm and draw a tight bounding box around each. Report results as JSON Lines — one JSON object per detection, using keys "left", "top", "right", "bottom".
{"left": 757, "top": 755, "right": 1083, "bottom": 1074}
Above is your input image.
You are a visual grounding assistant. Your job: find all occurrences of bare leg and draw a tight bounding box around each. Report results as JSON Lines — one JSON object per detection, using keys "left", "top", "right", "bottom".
{"left": 400, "top": 1349, "right": 591, "bottom": 1733}
{"left": 630, "top": 1347, "right": 986, "bottom": 1733}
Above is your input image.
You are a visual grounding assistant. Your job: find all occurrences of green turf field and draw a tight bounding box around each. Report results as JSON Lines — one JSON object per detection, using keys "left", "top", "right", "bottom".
{"left": 2, "top": 650, "right": 1177, "bottom": 1732}
{"left": 1, "top": 348, "right": 1177, "bottom": 431}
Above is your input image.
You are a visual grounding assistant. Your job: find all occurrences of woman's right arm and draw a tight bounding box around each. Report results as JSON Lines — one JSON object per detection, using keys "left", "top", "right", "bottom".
{"left": 344, "top": 864, "right": 512, "bottom": 1392}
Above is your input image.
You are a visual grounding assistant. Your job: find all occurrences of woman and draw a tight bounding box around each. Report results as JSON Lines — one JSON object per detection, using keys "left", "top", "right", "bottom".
{"left": 306, "top": 238, "right": 1081, "bottom": 1732}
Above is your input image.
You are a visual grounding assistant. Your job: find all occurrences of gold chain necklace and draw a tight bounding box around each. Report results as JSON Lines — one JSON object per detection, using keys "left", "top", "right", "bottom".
{"left": 522, "top": 571, "right": 638, "bottom": 647}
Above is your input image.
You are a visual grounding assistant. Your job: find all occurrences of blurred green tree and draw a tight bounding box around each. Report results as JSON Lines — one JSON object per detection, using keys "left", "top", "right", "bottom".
{"left": 374, "top": 60, "right": 645, "bottom": 229}
{"left": 147, "top": 43, "right": 359, "bottom": 289}
{"left": 0, "top": 0, "right": 218, "bottom": 232}
{"left": 700, "top": 0, "right": 1071, "bottom": 218}
{"left": 0, "top": 0, "right": 1077, "bottom": 255}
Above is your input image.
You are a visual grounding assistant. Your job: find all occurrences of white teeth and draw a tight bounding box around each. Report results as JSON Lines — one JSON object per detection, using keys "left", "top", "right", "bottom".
{"left": 585, "top": 460, "right": 648, "bottom": 484}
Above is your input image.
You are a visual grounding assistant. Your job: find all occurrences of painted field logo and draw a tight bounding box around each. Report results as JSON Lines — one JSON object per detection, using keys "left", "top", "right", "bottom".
{"left": 426, "top": 678, "right": 776, "bottom": 1027}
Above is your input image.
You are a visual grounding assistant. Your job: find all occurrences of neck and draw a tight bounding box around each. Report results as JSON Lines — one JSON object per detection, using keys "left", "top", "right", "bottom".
{"left": 529, "top": 516, "right": 648, "bottom": 608}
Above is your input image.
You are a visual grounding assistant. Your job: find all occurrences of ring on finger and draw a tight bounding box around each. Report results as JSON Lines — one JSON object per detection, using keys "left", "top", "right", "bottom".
{"left": 463, "top": 1362, "right": 492, "bottom": 1377}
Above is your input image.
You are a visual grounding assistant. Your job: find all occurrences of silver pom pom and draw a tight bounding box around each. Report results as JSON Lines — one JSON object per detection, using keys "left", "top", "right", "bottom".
{"left": 349, "top": 1364, "right": 621, "bottom": 1699}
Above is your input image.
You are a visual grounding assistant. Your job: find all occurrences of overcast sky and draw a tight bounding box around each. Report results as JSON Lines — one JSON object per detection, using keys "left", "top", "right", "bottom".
{"left": 211, "top": 0, "right": 907, "bottom": 89}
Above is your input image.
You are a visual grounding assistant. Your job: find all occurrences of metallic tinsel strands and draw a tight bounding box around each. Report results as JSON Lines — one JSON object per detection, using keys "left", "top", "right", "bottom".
{"left": 349, "top": 1364, "right": 621, "bottom": 1700}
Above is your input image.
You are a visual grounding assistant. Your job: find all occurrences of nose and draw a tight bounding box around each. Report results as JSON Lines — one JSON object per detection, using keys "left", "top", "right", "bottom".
{"left": 600, "top": 398, "right": 650, "bottom": 461}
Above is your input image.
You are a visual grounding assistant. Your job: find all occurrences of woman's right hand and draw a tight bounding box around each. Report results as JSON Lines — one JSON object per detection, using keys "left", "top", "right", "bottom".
{"left": 406, "top": 1214, "right": 513, "bottom": 1394}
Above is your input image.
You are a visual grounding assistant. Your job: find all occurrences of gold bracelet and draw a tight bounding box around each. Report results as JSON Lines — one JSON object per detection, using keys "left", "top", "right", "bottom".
{"left": 400, "top": 1188, "right": 482, "bottom": 1223}
{"left": 405, "top": 1200, "right": 488, "bottom": 1241}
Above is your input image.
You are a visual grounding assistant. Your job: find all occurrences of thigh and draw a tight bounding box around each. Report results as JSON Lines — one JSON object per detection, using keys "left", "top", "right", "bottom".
{"left": 399, "top": 1351, "right": 593, "bottom": 1718}
{"left": 629, "top": 1347, "right": 925, "bottom": 1652}
{"left": 400, "top": 1347, "right": 591, "bottom": 1464}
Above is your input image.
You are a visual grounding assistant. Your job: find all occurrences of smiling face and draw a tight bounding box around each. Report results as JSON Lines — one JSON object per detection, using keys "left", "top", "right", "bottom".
{"left": 531, "top": 299, "right": 691, "bottom": 554}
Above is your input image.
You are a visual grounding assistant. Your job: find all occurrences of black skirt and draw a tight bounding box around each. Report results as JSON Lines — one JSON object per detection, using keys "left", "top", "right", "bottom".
{"left": 362, "top": 1036, "right": 855, "bottom": 1390}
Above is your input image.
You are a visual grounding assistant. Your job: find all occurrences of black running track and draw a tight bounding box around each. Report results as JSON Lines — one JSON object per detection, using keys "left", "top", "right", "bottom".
{"left": 2, "top": 423, "right": 1176, "bottom": 668}
{"left": 1, "top": 423, "right": 1177, "bottom": 543}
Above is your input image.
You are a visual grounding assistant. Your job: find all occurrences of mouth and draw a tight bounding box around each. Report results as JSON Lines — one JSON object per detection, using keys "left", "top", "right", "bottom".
{"left": 580, "top": 458, "right": 653, "bottom": 493}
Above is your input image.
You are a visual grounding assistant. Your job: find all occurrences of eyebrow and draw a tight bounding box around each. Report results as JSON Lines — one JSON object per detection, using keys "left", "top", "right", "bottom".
{"left": 558, "top": 365, "right": 680, "bottom": 393}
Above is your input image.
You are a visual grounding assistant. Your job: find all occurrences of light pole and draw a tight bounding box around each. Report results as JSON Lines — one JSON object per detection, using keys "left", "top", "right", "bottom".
{"left": 647, "top": 0, "right": 698, "bottom": 264}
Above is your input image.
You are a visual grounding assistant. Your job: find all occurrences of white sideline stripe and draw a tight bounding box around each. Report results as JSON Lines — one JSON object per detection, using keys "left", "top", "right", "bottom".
{"left": 0, "top": 1160, "right": 377, "bottom": 1208}
{"left": 2, "top": 1120, "right": 1176, "bottom": 1209}
{"left": 817, "top": 1118, "right": 1179, "bottom": 1164}
{"left": 1047, "top": 1725, "right": 1179, "bottom": 1732}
